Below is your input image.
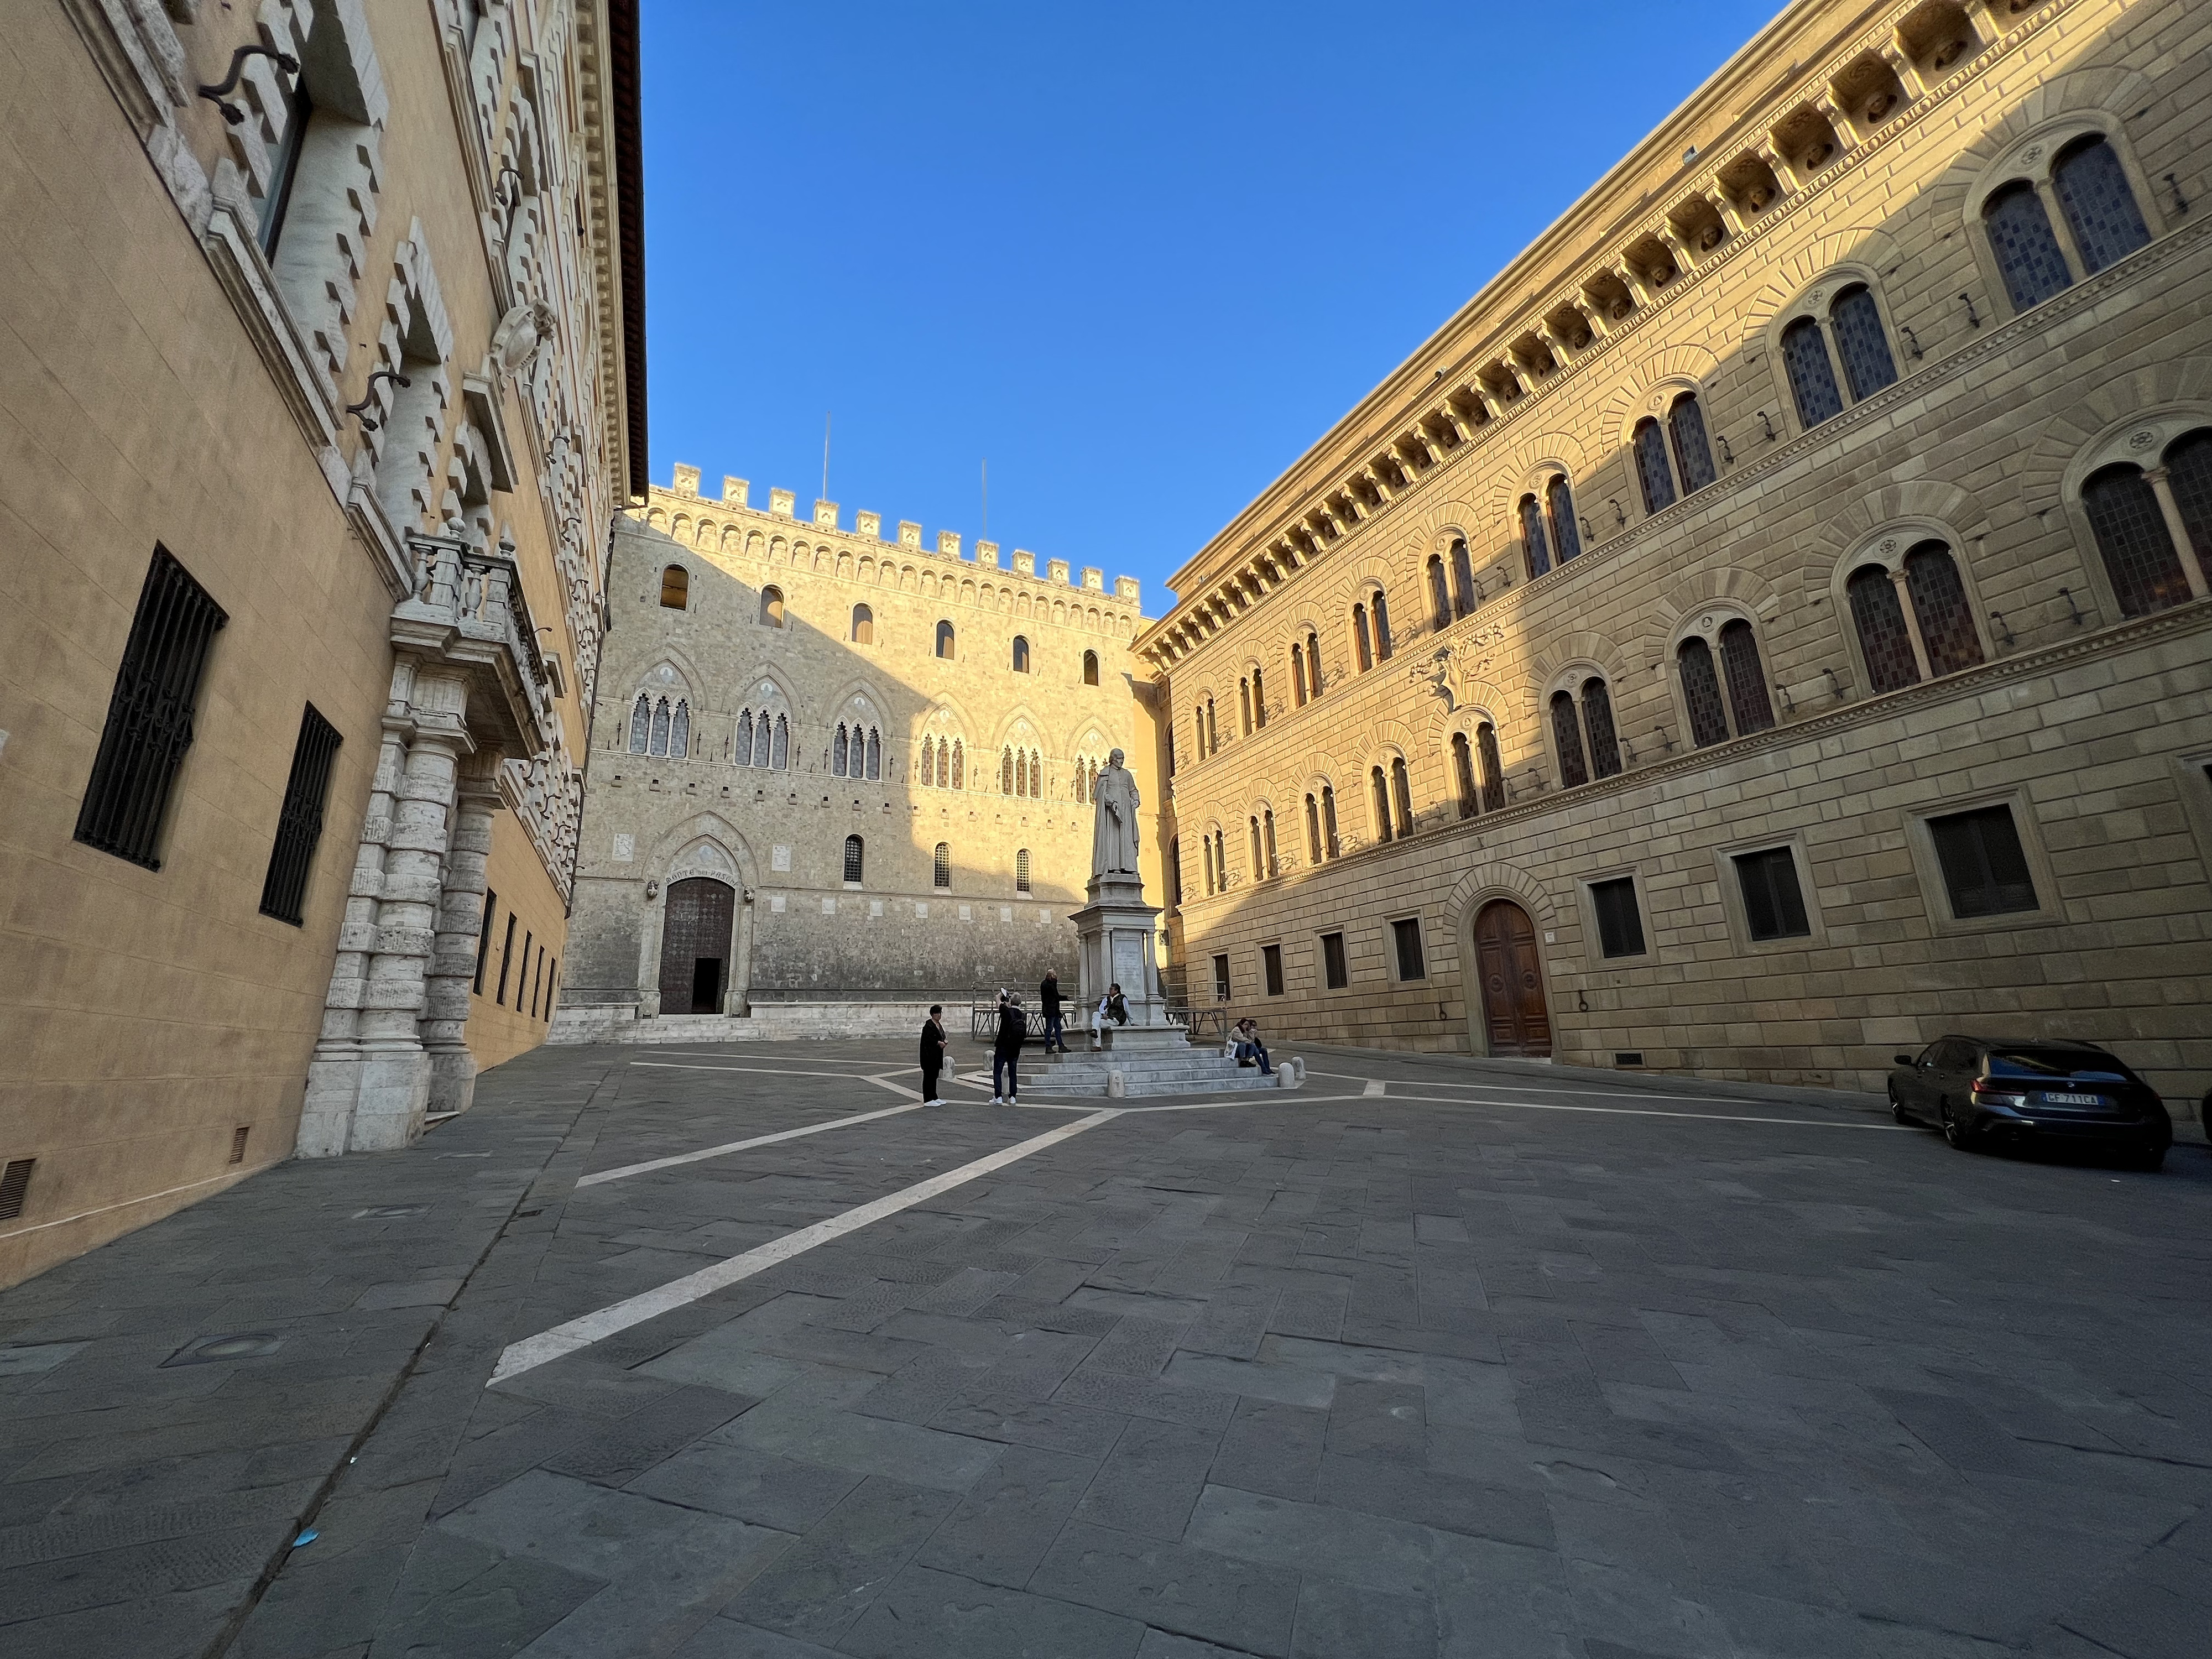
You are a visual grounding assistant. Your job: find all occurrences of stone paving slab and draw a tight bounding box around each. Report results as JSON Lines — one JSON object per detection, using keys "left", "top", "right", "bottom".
{"left": 0, "top": 1037, "right": 2205, "bottom": 1658}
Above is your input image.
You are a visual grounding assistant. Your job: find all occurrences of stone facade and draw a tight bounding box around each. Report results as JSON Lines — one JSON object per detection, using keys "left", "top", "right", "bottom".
{"left": 1144, "top": 0, "right": 2212, "bottom": 1108}
{"left": 551, "top": 473, "right": 1161, "bottom": 1038}
{"left": 0, "top": 1, "right": 644, "bottom": 1283}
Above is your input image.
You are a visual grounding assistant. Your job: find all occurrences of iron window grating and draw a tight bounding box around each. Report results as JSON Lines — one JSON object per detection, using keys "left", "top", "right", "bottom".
{"left": 228, "top": 1126, "right": 249, "bottom": 1165}
{"left": 1590, "top": 877, "right": 1646, "bottom": 958}
{"left": 76, "top": 546, "right": 229, "bottom": 870}
{"left": 259, "top": 703, "right": 342, "bottom": 925}
{"left": 0, "top": 1159, "right": 33, "bottom": 1222}
{"left": 1734, "top": 847, "right": 1812, "bottom": 940}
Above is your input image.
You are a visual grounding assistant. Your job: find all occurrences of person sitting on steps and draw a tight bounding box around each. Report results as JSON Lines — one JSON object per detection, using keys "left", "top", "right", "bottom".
{"left": 1232, "top": 1016, "right": 1272, "bottom": 1075}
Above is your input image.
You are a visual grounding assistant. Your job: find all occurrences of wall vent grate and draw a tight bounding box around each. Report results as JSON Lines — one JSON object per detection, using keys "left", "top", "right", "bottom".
{"left": 0, "top": 1159, "right": 34, "bottom": 1222}
{"left": 1614, "top": 1052, "right": 1646, "bottom": 1067}
{"left": 228, "top": 1126, "right": 249, "bottom": 1166}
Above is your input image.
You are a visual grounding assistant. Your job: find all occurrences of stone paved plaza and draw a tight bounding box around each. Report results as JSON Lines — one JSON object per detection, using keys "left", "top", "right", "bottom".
{"left": 0, "top": 1040, "right": 2205, "bottom": 1659}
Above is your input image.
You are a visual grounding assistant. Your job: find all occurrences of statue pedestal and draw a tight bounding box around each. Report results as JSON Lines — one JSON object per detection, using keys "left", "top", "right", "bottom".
{"left": 1070, "top": 873, "right": 1176, "bottom": 1045}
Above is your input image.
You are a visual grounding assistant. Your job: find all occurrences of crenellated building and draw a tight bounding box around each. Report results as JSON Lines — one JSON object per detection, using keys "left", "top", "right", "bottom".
{"left": 1142, "top": 0, "right": 2212, "bottom": 1103}
{"left": 551, "top": 468, "right": 1162, "bottom": 1039}
{"left": 0, "top": 1, "right": 645, "bottom": 1284}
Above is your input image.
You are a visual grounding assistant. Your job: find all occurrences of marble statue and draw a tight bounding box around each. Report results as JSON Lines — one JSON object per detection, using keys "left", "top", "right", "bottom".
{"left": 1091, "top": 747, "right": 1141, "bottom": 877}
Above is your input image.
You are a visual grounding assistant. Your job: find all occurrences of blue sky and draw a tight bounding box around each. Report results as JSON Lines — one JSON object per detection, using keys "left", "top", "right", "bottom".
{"left": 638, "top": 1, "right": 1783, "bottom": 611}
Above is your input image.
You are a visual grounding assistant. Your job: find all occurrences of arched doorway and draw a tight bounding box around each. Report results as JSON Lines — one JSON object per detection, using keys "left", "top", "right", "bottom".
{"left": 658, "top": 878, "right": 735, "bottom": 1014}
{"left": 1472, "top": 899, "right": 1551, "bottom": 1057}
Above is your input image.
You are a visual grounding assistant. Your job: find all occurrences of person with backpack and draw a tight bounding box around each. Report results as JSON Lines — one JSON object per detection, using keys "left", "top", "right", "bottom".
{"left": 990, "top": 990, "right": 1026, "bottom": 1105}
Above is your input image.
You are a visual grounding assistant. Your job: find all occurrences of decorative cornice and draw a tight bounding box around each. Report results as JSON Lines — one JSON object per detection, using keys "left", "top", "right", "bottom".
{"left": 1170, "top": 595, "right": 2212, "bottom": 917}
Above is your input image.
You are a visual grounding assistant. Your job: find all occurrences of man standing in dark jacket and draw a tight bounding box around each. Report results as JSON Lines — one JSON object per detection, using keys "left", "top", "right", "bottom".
{"left": 991, "top": 991, "right": 1025, "bottom": 1105}
{"left": 1039, "top": 971, "right": 1067, "bottom": 1052}
{"left": 920, "top": 1005, "right": 948, "bottom": 1105}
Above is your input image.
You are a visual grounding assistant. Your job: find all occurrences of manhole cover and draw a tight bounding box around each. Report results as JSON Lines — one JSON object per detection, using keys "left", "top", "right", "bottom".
{"left": 163, "top": 1332, "right": 281, "bottom": 1366}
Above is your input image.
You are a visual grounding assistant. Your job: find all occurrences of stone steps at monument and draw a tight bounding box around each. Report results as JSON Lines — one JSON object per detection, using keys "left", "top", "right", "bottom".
{"left": 1011, "top": 1050, "right": 1283, "bottom": 1098}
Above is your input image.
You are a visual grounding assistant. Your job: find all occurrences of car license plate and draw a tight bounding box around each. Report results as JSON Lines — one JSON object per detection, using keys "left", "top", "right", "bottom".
{"left": 2041, "top": 1092, "right": 2101, "bottom": 1106}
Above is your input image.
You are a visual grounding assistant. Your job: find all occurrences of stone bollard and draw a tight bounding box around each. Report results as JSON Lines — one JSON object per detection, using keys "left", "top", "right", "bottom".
{"left": 1108, "top": 1068, "right": 1126, "bottom": 1098}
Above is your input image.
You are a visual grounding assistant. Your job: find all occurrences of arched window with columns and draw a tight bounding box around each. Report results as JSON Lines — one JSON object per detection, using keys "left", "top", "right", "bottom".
{"left": 1783, "top": 317, "right": 1844, "bottom": 427}
{"left": 1427, "top": 555, "right": 1451, "bottom": 630}
{"left": 1666, "top": 394, "right": 1718, "bottom": 493}
{"left": 628, "top": 693, "right": 650, "bottom": 754}
{"left": 1719, "top": 621, "right": 1776, "bottom": 735}
{"left": 1305, "top": 792, "right": 1323, "bottom": 863}
{"left": 1451, "top": 536, "right": 1478, "bottom": 614}
{"left": 1550, "top": 677, "right": 1621, "bottom": 785}
{"left": 1251, "top": 667, "right": 1267, "bottom": 727}
{"left": 1632, "top": 419, "right": 1677, "bottom": 514}
{"left": 1477, "top": 722, "right": 1505, "bottom": 811}
{"left": 1903, "top": 545, "right": 1983, "bottom": 675}
{"left": 1369, "top": 765, "right": 1395, "bottom": 843}
{"left": 1291, "top": 642, "right": 1308, "bottom": 707}
{"left": 1846, "top": 566, "right": 1923, "bottom": 693}
{"left": 1452, "top": 732, "right": 1478, "bottom": 818}
{"left": 1546, "top": 476, "right": 1582, "bottom": 564}
{"left": 1352, "top": 602, "right": 1374, "bottom": 672}
{"left": 1519, "top": 493, "right": 1551, "bottom": 579}
{"left": 1984, "top": 182, "right": 2071, "bottom": 310}
{"left": 1304, "top": 630, "right": 1323, "bottom": 700}
{"left": 1677, "top": 638, "right": 1730, "bottom": 748}
{"left": 1830, "top": 286, "right": 1897, "bottom": 402}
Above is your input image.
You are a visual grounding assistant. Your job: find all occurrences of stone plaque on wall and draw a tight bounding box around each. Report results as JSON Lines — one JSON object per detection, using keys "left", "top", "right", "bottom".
{"left": 1113, "top": 932, "right": 1143, "bottom": 993}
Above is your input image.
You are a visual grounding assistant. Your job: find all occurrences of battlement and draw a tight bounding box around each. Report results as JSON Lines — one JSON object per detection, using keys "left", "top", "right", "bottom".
{"left": 649, "top": 462, "right": 1142, "bottom": 611}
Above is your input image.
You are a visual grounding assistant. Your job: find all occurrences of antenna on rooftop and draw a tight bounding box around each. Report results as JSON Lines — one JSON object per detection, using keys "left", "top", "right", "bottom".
{"left": 821, "top": 411, "right": 832, "bottom": 503}
{"left": 981, "top": 457, "right": 988, "bottom": 542}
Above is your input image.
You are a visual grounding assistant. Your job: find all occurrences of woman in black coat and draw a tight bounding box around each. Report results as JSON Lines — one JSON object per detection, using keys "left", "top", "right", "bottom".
{"left": 920, "top": 1005, "right": 948, "bottom": 1105}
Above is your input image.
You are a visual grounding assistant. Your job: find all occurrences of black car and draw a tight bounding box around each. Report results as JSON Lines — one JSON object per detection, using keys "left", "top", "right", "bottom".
{"left": 1888, "top": 1037, "right": 2172, "bottom": 1168}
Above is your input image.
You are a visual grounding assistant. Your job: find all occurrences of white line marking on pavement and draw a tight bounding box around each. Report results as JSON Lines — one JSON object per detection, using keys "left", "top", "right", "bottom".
{"left": 576, "top": 1103, "right": 924, "bottom": 1188}
{"left": 632, "top": 1061, "right": 901, "bottom": 1081}
{"left": 1362, "top": 1079, "right": 1386, "bottom": 1097}
{"left": 862, "top": 1075, "right": 924, "bottom": 1100}
{"left": 1306, "top": 1067, "right": 1824, "bottom": 1108}
{"left": 1385, "top": 1093, "right": 1910, "bottom": 1129}
{"left": 491, "top": 1109, "right": 1121, "bottom": 1385}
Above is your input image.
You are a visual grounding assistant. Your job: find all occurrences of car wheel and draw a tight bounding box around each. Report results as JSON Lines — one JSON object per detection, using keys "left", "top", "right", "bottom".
{"left": 1888, "top": 1086, "right": 1910, "bottom": 1125}
{"left": 1939, "top": 1102, "right": 1973, "bottom": 1150}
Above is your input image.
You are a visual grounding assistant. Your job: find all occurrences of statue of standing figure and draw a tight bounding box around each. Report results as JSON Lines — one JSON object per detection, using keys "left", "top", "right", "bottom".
{"left": 1090, "top": 748, "right": 1141, "bottom": 878}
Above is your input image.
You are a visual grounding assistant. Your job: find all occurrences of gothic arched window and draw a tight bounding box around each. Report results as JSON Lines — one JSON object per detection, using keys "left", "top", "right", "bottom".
{"left": 628, "top": 693, "right": 650, "bottom": 754}
{"left": 851, "top": 603, "right": 873, "bottom": 644}
{"left": 1012, "top": 635, "right": 1031, "bottom": 673}
{"left": 1477, "top": 723, "right": 1505, "bottom": 811}
{"left": 1677, "top": 638, "right": 1730, "bottom": 748}
{"left": 2052, "top": 135, "right": 2150, "bottom": 275}
{"left": 1783, "top": 318, "right": 1844, "bottom": 427}
{"left": 1001, "top": 747, "right": 1014, "bottom": 795}
{"left": 1083, "top": 650, "right": 1099, "bottom": 686}
{"left": 648, "top": 697, "right": 670, "bottom": 757}
{"left": 1073, "top": 763, "right": 1087, "bottom": 805}
{"left": 669, "top": 700, "right": 690, "bottom": 759}
{"left": 771, "top": 713, "right": 789, "bottom": 769}
{"left": 1666, "top": 394, "right": 1717, "bottom": 493}
{"left": 1848, "top": 565, "right": 1922, "bottom": 693}
{"left": 1830, "top": 286, "right": 1897, "bottom": 401}
{"left": 735, "top": 708, "right": 754, "bottom": 766}
{"left": 843, "top": 834, "right": 864, "bottom": 884}
{"left": 933, "top": 842, "right": 951, "bottom": 888}
{"left": 1632, "top": 419, "right": 1677, "bottom": 514}
{"left": 1902, "top": 544, "right": 1984, "bottom": 675}
{"left": 935, "top": 620, "right": 955, "bottom": 659}
{"left": 760, "top": 586, "right": 785, "bottom": 627}
{"left": 832, "top": 723, "right": 849, "bottom": 777}
{"left": 1984, "top": 181, "right": 2071, "bottom": 311}
{"left": 1718, "top": 620, "right": 1777, "bottom": 734}
{"left": 920, "top": 738, "right": 935, "bottom": 787}
{"left": 1547, "top": 475, "right": 1582, "bottom": 563}
{"left": 951, "top": 738, "right": 963, "bottom": 790}
{"left": 1016, "top": 848, "right": 1031, "bottom": 894}
{"left": 1519, "top": 493, "right": 1551, "bottom": 578}
{"left": 2083, "top": 465, "right": 2192, "bottom": 618}
{"left": 865, "top": 727, "right": 881, "bottom": 781}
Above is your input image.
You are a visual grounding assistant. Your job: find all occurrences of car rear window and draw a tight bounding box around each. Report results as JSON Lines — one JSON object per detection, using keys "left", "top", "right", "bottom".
{"left": 1986, "top": 1048, "right": 2132, "bottom": 1082}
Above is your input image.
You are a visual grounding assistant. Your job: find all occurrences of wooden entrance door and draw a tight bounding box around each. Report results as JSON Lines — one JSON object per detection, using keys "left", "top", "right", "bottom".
{"left": 1473, "top": 899, "right": 1551, "bottom": 1057}
{"left": 658, "top": 878, "right": 735, "bottom": 1014}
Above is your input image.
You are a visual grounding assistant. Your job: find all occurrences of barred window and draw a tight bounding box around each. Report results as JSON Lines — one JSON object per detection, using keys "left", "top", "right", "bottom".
{"left": 1677, "top": 638, "right": 1730, "bottom": 748}
{"left": 1782, "top": 318, "right": 1843, "bottom": 427}
{"left": 1547, "top": 474, "right": 1582, "bottom": 562}
{"left": 1928, "top": 805, "right": 2037, "bottom": 917}
{"left": 1589, "top": 877, "right": 1645, "bottom": 958}
{"left": 2082, "top": 465, "right": 2191, "bottom": 618}
{"left": 1666, "top": 395, "right": 1717, "bottom": 493}
{"left": 1477, "top": 723, "right": 1505, "bottom": 812}
{"left": 1015, "top": 848, "right": 1031, "bottom": 893}
{"left": 2052, "top": 136, "right": 2149, "bottom": 275}
{"left": 258, "top": 704, "right": 343, "bottom": 925}
{"left": 1734, "top": 847, "right": 1812, "bottom": 940}
{"left": 843, "top": 834, "right": 864, "bottom": 884}
{"left": 76, "top": 547, "right": 228, "bottom": 869}
{"left": 629, "top": 693, "right": 650, "bottom": 754}
{"left": 1452, "top": 732, "right": 1478, "bottom": 818}
{"left": 2166, "top": 430, "right": 2212, "bottom": 564}
{"left": 1632, "top": 419, "right": 1677, "bottom": 514}
{"left": 1830, "top": 285, "right": 1897, "bottom": 401}
{"left": 1848, "top": 566, "right": 1922, "bottom": 693}
{"left": 1582, "top": 677, "right": 1622, "bottom": 779}
{"left": 1519, "top": 494, "right": 1551, "bottom": 578}
{"left": 1903, "top": 544, "right": 1984, "bottom": 675}
{"left": 1551, "top": 690, "right": 1589, "bottom": 788}
{"left": 1984, "top": 182, "right": 2071, "bottom": 310}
